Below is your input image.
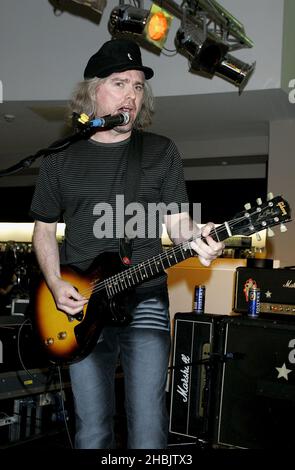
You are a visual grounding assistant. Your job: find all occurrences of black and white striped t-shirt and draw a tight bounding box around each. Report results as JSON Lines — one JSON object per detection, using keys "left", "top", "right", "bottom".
{"left": 30, "top": 131, "right": 188, "bottom": 330}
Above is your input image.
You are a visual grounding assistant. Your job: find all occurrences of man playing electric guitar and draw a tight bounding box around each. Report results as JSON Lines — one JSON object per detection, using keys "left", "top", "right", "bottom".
{"left": 30, "top": 39, "right": 223, "bottom": 450}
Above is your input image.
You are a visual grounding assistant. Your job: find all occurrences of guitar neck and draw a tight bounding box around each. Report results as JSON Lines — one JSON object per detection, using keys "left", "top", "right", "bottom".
{"left": 104, "top": 223, "right": 230, "bottom": 297}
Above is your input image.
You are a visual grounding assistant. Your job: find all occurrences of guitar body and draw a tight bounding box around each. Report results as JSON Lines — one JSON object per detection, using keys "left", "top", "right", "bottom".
{"left": 34, "top": 252, "right": 129, "bottom": 364}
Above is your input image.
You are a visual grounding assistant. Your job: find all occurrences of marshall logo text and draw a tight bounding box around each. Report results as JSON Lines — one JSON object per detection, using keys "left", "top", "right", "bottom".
{"left": 176, "top": 353, "right": 190, "bottom": 402}
{"left": 283, "top": 280, "right": 295, "bottom": 288}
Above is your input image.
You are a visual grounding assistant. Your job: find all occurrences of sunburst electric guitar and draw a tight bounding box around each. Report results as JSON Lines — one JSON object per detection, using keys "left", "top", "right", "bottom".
{"left": 34, "top": 195, "right": 291, "bottom": 364}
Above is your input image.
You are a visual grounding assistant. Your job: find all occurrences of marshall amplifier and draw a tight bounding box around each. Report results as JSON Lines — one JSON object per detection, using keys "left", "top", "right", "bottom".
{"left": 213, "top": 316, "right": 295, "bottom": 449}
{"left": 234, "top": 267, "right": 295, "bottom": 316}
{"left": 169, "top": 312, "right": 225, "bottom": 442}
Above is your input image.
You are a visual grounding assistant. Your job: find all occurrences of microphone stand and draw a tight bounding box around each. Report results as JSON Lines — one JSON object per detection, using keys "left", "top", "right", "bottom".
{"left": 0, "top": 125, "right": 93, "bottom": 178}
{"left": 168, "top": 352, "right": 244, "bottom": 370}
{"left": 0, "top": 112, "right": 129, "bottom": 177}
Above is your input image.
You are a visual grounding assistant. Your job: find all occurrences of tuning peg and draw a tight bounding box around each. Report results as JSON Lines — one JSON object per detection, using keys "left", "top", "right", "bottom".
{"left": 256, "top": 232, "right": 262, "bottom": 241}
{"left": 256, "top": 198, "right": 262, "bottom": 206}
{"left": 244, "top": 203, "right": 251, "bottom": 211}
{"left": 267, "top": 227, "right": 275, "bottom": 237}
{"left": 267, "top": 192, "right": 274, "bottom": 201}
{"left": 280, "top": 224, "right": 288, "bottom": 233}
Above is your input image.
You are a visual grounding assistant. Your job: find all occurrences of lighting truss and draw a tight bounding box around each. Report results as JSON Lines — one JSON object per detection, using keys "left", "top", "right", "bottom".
{"left": 109, "top": 0, "right": 255, "bottom": 93}
{"left": 153, "top": 0, "right": 254, "bottom": 51}
{"left": 153, "top": 0, "right": 255, "bottom": 93}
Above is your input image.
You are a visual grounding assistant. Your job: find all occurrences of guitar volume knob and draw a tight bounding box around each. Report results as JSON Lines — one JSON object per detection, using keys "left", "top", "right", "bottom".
{"left": 57, "top": 331, "right": 67, "bottom": 340}
{"left": 44, "top": 337, "right": 54, "bottom": 346}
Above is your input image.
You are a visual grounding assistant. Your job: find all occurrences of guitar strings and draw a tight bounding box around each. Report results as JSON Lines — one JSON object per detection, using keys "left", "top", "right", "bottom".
{"left": 77, "top": 212, "right": 258, "bottom": 298}
{"left": 76, "top": 212, "right": 255, "bottom": 299}
{"left": 76, "top": 240, "right": 193, "bottom": 298}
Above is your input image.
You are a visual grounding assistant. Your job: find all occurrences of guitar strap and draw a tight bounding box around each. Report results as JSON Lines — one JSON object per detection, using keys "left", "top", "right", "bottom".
{"left": 119, "top": 130, "right": 143, "bottom": 265}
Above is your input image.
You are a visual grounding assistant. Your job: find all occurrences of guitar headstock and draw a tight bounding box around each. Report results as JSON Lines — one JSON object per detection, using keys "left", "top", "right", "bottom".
{"left": 229, "top": 195, "right": 292, "bottom": 237}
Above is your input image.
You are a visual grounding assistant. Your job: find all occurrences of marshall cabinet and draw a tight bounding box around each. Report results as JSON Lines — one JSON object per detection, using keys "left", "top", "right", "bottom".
{"left": 169, "top": 313, "right": 295, "bottom": 449}
{"left": 169, "top": 312, "right": 225, "bottom": 443}
{"left": 213, "top": 316, "right": 295, "bottom": 449}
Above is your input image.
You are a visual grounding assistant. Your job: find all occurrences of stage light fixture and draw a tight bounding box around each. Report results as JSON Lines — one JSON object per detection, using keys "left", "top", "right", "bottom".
{"left": 148, "top": 10, "right": 168, "bottom": 41}
{"left": 215, "top": 54, "right": 256, "bottom": 95}
{"left": 175, "top": 23, "right": 229, "bottom": 77}
{"left": 109, "top": 4, "right": 150, "bottom": 36}
{"left": 144, "top": 4, "right": 173, "bottom": 49}
{"left": 175, "top": 21, "right": 255, "bottom": 94}
{"left": 108, "top": 0, "right": 255, "bottom": 93}
{"left": 109, "top": 3, "right": 173, "bottom": 50}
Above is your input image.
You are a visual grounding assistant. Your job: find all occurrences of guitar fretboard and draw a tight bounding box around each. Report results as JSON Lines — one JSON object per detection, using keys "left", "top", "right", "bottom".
{"left": 104, "top": 240, "right": 194, "bottom": 297}
{"left": 103, "top": 221, "right": 232, "bottom": 298}
{"left": 94, "top": 195, "right": 291, "bottom": 299}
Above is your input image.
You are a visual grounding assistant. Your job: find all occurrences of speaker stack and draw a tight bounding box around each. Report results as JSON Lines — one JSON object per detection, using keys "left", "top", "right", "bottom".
{"left": 169, "top": 313, "right": 225, "bottom": 445}
{"left": 214, "top": 316, "right": 295, "bottom": 448}
{"left": 169, "top": 312, "right": 295, "bottom": 449}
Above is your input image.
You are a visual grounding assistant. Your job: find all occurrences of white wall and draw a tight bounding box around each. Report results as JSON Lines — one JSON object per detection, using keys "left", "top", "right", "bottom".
{"left": 267, "top": 120, "right": 295, "bottom": 266}
{"left": 179, "top": 135, "right": 268, "bottom": 159}
{"left": 0, "top": 0, "right": 284, "bottom": 100}
{"left": 281, "top": 0, "right": 295, "bottom": 93}
{"left": 183, "top": 163, "right": 266, "bottom": 181}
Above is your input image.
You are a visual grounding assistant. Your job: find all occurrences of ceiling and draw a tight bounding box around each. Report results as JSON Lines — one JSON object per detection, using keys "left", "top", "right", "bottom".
{"left": 0, "top": 87, "right": 294, "bottom": 186}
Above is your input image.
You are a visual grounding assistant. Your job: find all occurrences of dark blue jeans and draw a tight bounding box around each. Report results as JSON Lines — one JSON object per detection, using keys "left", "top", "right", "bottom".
{"left": 69, "top": 289, "right": 171, "bottom": 449}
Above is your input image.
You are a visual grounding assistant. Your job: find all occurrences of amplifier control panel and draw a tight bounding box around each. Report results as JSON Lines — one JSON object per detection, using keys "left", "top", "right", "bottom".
{"left": 260, "top": 302, "right": 295, "bottom": 315}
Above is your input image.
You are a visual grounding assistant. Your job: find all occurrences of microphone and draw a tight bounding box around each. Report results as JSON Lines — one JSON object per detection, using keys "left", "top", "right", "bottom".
{"left": 89, "top": 112, "right": 130, "bottom": 129}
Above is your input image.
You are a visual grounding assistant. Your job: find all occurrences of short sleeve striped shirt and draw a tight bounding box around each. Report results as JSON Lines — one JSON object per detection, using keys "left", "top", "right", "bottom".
{"left": 30, "top": 131, "right": 188, "bottom": 330}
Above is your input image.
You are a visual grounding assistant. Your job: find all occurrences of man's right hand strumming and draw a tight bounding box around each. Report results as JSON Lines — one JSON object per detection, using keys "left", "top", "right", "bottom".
{"left": 49, "top": 277, "right": 88, "bottom": 316}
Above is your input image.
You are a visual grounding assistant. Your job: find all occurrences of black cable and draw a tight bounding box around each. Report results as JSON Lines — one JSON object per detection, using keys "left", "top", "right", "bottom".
{"left": 16, "top": 318, "right": 74, "bottom": 447}
{"left": 57, "top": 365, "right": 74, "bottom": 449}
{"left": 17, "top": 318, "right": 56, "bottom": 386}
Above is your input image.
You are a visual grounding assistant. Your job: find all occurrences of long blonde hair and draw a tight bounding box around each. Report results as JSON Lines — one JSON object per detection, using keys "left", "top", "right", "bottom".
{"left": 69, "top": 77, "right": 154, "bottom": 130}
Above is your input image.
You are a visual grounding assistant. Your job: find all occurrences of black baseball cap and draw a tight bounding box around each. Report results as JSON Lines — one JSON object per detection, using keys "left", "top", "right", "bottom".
{"left": 83, "top": 39, "right": 154, "bottom": 80}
